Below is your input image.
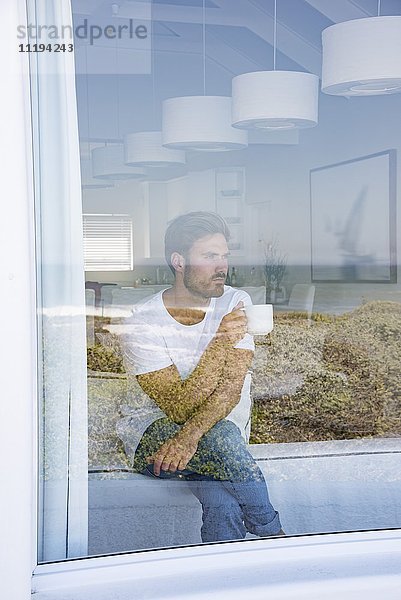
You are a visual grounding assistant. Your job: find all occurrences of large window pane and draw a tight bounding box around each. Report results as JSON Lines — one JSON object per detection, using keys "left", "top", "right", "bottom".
{"left": 33, "top": 0, "right": 401, "bottom": 563}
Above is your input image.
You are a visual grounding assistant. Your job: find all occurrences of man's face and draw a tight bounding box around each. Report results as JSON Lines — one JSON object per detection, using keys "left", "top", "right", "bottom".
{"left": 183, "top": 233, "right": 230, "bottom": 298}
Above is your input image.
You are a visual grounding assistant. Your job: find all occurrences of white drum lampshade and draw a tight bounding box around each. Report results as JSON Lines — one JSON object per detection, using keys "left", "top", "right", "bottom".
{"left": 162, "top": 96, "right": 248, "bottom": 151}
{"left": 92, "top": 145, "right": 145, "bottom": 180}
{"left": 322, "top": 17, "right": 401, "bottom": 96}
{"left": 80, "top": 159, "right": 114, "bottom": 189}
{"left": 124, "top": 131, "right": 186, "bottom": 167}
{"left": 232, "top": 71, "right": 319, "bottom": 130}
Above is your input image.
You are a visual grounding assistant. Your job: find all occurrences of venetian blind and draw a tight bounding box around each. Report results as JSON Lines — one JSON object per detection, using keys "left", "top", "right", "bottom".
{"left": 83, "top": 214, "right": 133, "bottom": 271}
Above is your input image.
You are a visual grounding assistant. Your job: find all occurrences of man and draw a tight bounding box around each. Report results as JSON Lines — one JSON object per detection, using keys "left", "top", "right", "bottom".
{"left": 118, "top": 211, "right": 282, "bottom": 542}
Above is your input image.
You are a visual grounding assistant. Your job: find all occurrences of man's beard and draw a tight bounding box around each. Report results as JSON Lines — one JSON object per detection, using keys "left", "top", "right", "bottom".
{"left": 183, "top": 265, "right": 226, "bottom": 299}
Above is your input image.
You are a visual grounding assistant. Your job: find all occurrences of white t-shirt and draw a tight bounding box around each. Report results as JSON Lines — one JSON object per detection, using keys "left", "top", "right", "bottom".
{"left": 117, "top": 286, "right": 255, "bottom": 460}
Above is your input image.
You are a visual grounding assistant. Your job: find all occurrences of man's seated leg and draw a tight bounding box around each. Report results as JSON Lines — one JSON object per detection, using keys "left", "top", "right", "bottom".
{"left": 130, "top": 418, "right": 246, "bottom": 542}
{"left": 187, "top": 420, "right": 282, "bottom": 538}
{"left": 187, "top": 478, "right": 246, "bottom": 542}
{"left": 131, "top": 417, "right": 281, "bottom": 540}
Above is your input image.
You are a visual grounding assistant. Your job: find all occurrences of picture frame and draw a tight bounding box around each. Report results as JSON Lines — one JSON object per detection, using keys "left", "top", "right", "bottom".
{"left": 310, "top": 150, "right": 397, "bottom": 283}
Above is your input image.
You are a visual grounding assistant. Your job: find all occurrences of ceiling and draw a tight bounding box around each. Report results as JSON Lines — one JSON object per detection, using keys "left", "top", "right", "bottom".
{"left": 72, "top": 0, "right": 401, "bottom": 142}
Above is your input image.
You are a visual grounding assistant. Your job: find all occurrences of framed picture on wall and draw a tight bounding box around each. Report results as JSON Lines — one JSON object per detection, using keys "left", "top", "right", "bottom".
{"left": 310, "top": 150, "right": 397, "bottom": 283}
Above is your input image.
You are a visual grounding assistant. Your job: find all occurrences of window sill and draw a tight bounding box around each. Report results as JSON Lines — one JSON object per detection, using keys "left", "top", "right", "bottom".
{"left": 32, "top": 529, "right": 401, "bottom": 599}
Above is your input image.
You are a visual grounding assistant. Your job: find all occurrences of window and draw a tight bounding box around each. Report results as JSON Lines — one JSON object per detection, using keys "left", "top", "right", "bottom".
{"left": 83, "top": 214, "right": 134, "bottom": 271}
{"left": 28, "top": 0, "right": 401, "bottom": 569}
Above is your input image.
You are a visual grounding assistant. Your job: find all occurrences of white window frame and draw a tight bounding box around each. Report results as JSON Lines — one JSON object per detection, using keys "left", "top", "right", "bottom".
{"left": 1, "top": 2, "right": 38, "bottom": 597}
{"left": 83, "top": 213, "right": 134, "bottom": 272}
{"left": 2, "top": 2, "right": 401, "bottom": 599}
{"left": 30, "top": 530, "right": 401, "bottom": 598}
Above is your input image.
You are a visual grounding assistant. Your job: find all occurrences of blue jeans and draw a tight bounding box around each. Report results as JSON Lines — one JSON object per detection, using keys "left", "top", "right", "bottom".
{"left": 134, "top": 419, "right": 282, "bottom": 542}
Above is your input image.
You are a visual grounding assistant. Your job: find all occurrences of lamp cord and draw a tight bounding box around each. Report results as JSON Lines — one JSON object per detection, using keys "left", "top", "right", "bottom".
{"left": 85, "top": 46, "right": 91, "bottom": 157}
{"left": 151, "top": 0, "right": 156, "bottom": 127}
{"left": 203, "top": 0, "right": 206, "bottom": 94}
{"left": 115, "top": 41, "right": 121, "bottom": 141}
{"left": 273, "top": 0, "right": 277, "bottom": 70}
{"left": 377, "top": 0, "right": 381, "bottom": 16}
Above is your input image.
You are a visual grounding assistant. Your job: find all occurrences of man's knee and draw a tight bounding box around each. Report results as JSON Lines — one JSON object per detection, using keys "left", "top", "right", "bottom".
{"left": 199, "top": 420, "right": 248, "bottom": 463}
{"left": 214, "top": 419, "right": 240, "bottom": 434}
{"left": 203, "top": 419, "right": 242, "bottom": 449}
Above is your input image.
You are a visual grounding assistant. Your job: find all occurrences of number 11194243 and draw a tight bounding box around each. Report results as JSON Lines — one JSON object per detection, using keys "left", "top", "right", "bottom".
{"left": 19, "top": 43, "right": 74, "bottom": 52}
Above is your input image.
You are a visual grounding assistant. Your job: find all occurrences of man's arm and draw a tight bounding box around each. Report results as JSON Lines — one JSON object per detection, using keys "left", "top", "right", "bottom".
{"left": 149, "top": 347, "right": 254, "bottom": 475}
{"left": 137, "top": 302, "right": 247, "bottom": 424}
{"left": 181, "top": 348, "right": 254, "bottom": 438}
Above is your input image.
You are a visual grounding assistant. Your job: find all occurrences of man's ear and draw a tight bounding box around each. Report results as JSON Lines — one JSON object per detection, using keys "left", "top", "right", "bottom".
{"left": 170, "top": 252, "right": 185, "bottom": 273}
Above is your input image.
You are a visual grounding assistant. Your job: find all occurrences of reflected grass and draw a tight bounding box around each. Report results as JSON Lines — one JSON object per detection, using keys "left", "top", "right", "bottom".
{"left": 88, "top": 301, "right": 401, "bottom": 445}
{"left": 251, "top": 301, "right": 401, "bottom": 443}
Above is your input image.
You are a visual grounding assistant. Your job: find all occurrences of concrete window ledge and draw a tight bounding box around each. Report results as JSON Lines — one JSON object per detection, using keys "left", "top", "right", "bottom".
{"left": 255, "top": 437, "right": 401, "bottom": 536}
{"left": 86, "top": 438, "right": 401, "bottom": 555}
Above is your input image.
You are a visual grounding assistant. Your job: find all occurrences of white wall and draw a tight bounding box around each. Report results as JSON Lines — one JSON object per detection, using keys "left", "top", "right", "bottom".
{"left": 83, "top": 179, "right": 150, "bottom": 284}
{"left": 82, "top": 169, "right": 218, "bottom": 283}
{"left": 267, "top": 93, "right": 401, "bottom": 312}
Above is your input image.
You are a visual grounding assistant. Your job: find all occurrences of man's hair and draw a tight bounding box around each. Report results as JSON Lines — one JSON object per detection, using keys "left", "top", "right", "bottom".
{"left": 165, "top": 211, "right": 231, "bottom": 274}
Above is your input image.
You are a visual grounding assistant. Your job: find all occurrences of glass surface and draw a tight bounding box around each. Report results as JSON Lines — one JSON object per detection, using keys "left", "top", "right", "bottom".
{"left": 32, "top": 0, "right": 401, "bottom": 563}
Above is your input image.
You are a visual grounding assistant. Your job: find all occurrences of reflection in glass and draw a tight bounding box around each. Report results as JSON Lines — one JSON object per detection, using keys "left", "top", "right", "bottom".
{"left": 32, "top": 0, "right": 401, "bottom": 563}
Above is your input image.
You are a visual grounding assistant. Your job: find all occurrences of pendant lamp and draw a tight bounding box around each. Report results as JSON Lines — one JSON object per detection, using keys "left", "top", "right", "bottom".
{"left": 124, "top": 131, "right": 186, "bottom": 167}
{"left": 322, "top": 16, "right": 401, "bottom": 96}
{"left": 162, "top": 95, "right": 248, "bottom": 151}
{"left": 92, "top": 145, "right": 145, "bottom": 180}
{"left": 231, "top": 0, "right": 318, "bottom": 130}
{"left": 81, "top": 158, "right": 114, "bottom": 189}
{"left": 81, "top": 48, "right": 114, "bottom": 188}
{"left": 124, "top": 18, "right": 187, "bottom": 167}
{"left": 232, "top": 71, "right": 319, "bottom": 130}
{"left": 91, "top": 43, "right": 146, "bottom": 180}
{"left": 161, "top": 0, "right": 247, "bottom": 151}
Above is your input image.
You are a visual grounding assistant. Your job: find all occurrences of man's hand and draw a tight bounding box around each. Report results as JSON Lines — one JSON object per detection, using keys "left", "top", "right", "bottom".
{"left": 147, "top": 430, "right": 200, "bottom": 476}
{"left": 216, "top": 301, "right": 247, "bottom": 346}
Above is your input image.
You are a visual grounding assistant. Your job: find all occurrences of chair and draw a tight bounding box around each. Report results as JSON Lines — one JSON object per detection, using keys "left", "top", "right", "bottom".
{"left": 85, "top": 281, "right": 102, "bottom": 306}
{"left": 106, "top": 287, "right": 156, "bottom": 319}
{"left": 275, "top": 284, "right": 315, "bottom": 320}
{"left": 99, "top": 285, "right": 118, "bottom": 318}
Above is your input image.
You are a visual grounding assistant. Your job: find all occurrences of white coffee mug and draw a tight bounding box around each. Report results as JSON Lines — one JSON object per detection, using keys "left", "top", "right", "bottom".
{"left": 243, "top": 304, "right": 273, "bottom": 335}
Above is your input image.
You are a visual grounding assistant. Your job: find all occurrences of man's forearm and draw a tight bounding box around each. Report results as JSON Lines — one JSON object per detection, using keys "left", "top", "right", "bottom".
{"left": 138, "top": 335, "right": 238, "bottom": 423}
{"left": 146, "top": 347, "right": 254, "bottom": 475}
{"left": 176, "top": 348, "right": 253, "bottom": 441}
{"left": 180, "top": 336, "right": 235, "bottom": 403}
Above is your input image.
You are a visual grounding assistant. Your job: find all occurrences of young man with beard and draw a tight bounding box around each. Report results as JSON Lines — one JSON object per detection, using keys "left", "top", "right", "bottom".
{"left": 118, "top": 211, "right": 282, "bottom": 542}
